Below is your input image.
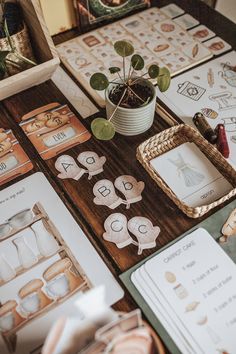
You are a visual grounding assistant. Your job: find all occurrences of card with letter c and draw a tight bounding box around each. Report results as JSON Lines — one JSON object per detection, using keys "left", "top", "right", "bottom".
{"left": 20, "top": 103, "right": 91, "bottom": 160}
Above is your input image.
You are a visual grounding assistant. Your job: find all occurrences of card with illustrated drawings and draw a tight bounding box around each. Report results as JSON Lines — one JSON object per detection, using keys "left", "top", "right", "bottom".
{"left": 158, "top": 51, "right": 236, "bottom": 169}
{"left": 0, "top": 129, "right": 33, "bottom": 186}
{"left": 129, "top": 227, "right": 236, "bottom": 354}
{"left": 19, "top": 103, "right": 91, "bottom": 160}
{"left": 57, "top": 5, "right": 214, "bottom": 107}
{"left": 0, "top": 172, "right": 123, "bottom": 354}
{"left": 150, "top": 142, "right": 232, "bottom": 207}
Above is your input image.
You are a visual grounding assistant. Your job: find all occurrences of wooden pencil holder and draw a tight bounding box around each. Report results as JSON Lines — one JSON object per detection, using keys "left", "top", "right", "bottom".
{"left": 137, "top": 124, "right": 236, "bottom": 218}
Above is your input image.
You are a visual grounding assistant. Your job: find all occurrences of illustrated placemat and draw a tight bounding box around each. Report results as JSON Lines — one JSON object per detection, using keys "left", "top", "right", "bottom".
{"left": 0, "top": 172, "right": 123, "bottom": 354}
{"left": 159, "top": 51, "right": 236, "bottom": 169}
{"left": 57, "top": 5, "right": 217, "bottom": 107}
{"left": 120, "top": 198, "right": 236, "bottom": 354}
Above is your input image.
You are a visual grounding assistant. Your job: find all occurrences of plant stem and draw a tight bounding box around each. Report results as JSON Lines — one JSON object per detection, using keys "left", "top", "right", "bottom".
{"left": 14, "top": 52, "right": 37, "bottom": 66}
{"left": 123, "top": 56, "right": 126, "bottom": 83}
{"left": 127, "top": 86, "right": 145, "bottom": 103}
{"left": 108, "top": 87, "right": 127, "bottom": 122}
{"left": 130, "top": 72, "right": 149, "bottom": 85}
{"left": 117, "top": 71, "right": 126, "bottom": 84}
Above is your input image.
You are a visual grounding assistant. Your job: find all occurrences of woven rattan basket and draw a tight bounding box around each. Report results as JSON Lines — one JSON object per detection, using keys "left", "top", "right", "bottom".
{"left": 0, "top": 23, "right": 35, "bottom": 75}
{"left": 137, "top": 124, "right": 236, "bottom": 218}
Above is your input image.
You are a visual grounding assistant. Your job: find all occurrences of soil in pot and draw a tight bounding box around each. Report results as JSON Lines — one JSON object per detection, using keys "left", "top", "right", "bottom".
{"left": 109, "top": 83, "right": 154, "bottom": 109}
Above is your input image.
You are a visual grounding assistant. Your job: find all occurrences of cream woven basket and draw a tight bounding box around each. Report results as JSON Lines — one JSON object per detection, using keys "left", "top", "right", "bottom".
{"left": 137, "top": 124, "right": 236, "bottom": 218}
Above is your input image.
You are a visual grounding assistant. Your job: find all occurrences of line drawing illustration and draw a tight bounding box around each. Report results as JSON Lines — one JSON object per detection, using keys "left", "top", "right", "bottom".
{"left": 219, "top": 62, "right": 236, "bottom": 87}
{"left": 177, "top": 81, "right": 206, "bottom": 101}
{"left": 221, "top": 117, "right": 236, "bottom": 132}
{"left": 209, "top": 91, "right": 236, "bottom": 111}
{"left": 168, "top": 153, "right": 205, "bottom": 187}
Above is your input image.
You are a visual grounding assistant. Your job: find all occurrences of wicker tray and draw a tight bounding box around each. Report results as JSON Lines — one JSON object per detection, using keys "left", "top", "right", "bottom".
{"left": 137, "top": 124, "right": 236, "bottom": 218}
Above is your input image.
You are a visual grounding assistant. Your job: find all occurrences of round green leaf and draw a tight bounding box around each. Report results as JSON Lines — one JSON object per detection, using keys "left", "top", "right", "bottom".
{"left": 156, "top": 67, "right": 171, "bottom": 92}
{"left": 148, "top": 64, "right": 160, "bottom": 79}
{"left": 91, "top": 118, "right": 115, "bottom": 141}
{"left": 109, "top": 66, "right": 121, "bottom": 74}
{"left": 90, "top": 73, "right": 109, "bottom": 91}
{"left": 114, "top": 40, "right": 134, "bottom": 57}
{"left": 131, "top": 54, "right": 144, "bottom": 70}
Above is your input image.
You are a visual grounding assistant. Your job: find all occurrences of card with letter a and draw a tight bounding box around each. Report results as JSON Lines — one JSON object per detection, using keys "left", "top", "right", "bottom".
{"left": 20, "top": 103, "right": 91, "bottom": 160}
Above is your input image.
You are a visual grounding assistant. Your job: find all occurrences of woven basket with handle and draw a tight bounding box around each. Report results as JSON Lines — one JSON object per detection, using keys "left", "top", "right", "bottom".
{"left": 0, "top": 23, "right": 35, "bottom": 75}
{"left": 137, "top": 124, "right": 236, "bottom": 218}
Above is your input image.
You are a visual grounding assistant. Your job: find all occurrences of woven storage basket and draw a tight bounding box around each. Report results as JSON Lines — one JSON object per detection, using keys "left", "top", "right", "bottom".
{"left": 137, "top": 124, "right": 236, "bottom": 218}
{"left": 0, "top": 23, "right": 35, "bottom": 75}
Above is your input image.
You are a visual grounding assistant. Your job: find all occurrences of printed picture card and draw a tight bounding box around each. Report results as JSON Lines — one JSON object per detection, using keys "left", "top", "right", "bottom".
{"left": 160, "top": 3, "right": 185, "bottom": 19}
{"left": 150, "top": 142, "right": 232, "bottom": 207}
{"left": 174, "top": 14, "right": 199, "bottom": 29}
{"left": 132, "top": 228, "right": 236, "bottom": 353}
{"left": 0, "top": 172, "right": 123, "bottom": 354}
{"left": 0, "top": 129, "right": 33, "bottom": 186}
{"left": 20, "top": 103, "right": 91, "bottom": 160}
{"left": 204, "top": 36, "right": 232, "bottom": 55}
{"left": 138, "top": 7, "right": 168, "bottom": 24}
{"left": 188, "top": 25, "right": 216, "bottom": 42}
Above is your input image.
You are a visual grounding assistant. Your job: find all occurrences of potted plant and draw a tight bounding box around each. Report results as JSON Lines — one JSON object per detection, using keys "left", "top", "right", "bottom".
{"left": 89, "top": 40, "right": 171, "bottom": 140}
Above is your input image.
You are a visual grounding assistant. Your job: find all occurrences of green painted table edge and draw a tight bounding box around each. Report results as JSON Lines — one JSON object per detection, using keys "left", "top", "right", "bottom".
{"left": 120, "top": 199, "right": 236, "bottom": 354}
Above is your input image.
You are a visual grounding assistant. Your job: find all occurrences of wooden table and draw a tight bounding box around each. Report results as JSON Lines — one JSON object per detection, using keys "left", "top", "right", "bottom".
{"left": 0, "top": 0, "right": 235, "bottom": 351}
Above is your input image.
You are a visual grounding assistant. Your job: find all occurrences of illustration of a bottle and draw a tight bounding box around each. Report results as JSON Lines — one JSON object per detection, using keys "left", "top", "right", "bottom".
{"left": 169, "top": 153, "right": 205, "bottom": 187}
{"left": 31, "top": 220, "right": 59, "bottom": 257}
{"left": 0, "top": 254, "right": 16, "bottom": 282}
{"left": 13, "top": 237, "right": 38, "bottom": 269}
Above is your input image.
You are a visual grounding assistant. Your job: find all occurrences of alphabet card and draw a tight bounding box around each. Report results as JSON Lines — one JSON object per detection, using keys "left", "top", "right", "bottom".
{"left": 19, "top": 103, "right": 91, "bottom": 160}
{"left": 150, "top": 142, "right": 232, "bottom": 207}
{"left": 158, "top": 51, "right": 236, "bottom": 169}
{"left": 0, "top": 129, "right": 33, "bottom": 186}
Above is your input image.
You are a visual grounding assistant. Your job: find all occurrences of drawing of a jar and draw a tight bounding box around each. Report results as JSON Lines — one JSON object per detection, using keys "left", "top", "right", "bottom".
{"left": 13, "top": 237, "right": 38, "bottom": 269}
{"left": 31, "top": 220, "right": 60, "bottom": 257}
{"left": 0, "top": 300, "right": 25, "bottom": 333}
{"left": 0, "top": 254, "right": 16, "bottom": 282}
{"left": 19, "top": 279, "right": 52, "bottom": 317}
{"left": 43, "top": 258, "right": 84, "bottom": 300}
{"left": 177, "top": 81, "right": 206, "bottom": 101}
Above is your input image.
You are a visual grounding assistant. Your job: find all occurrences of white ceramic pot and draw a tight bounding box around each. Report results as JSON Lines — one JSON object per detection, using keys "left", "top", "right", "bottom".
{"left": 105, "top": 79, "right": 156, "bottom": 136}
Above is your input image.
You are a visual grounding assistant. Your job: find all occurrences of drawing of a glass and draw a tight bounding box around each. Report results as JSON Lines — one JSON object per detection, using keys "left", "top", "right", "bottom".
{"left": 209, "top": 91, "right": 236, "bottom": 111}
{"left": 169, "top": 153, "right": 205, "bottom": 187}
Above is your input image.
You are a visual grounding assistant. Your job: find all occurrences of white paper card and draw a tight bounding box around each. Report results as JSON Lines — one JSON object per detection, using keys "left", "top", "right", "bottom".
{"left": 150, "top": 142, "right": 232, "bottom": 207}
{"left": 0, "top": 173, "right": 123, "bottom": 354}
{"left": 158, "top": 51, "right": 236, "bottom": 168}
{"left": 144, "top": 228, "right": 236, "bottom": 353}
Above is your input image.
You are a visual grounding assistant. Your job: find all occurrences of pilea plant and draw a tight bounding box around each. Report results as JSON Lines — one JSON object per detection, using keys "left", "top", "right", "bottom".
{"left": 90, "top": 40, "right": 171, "bottom": 140}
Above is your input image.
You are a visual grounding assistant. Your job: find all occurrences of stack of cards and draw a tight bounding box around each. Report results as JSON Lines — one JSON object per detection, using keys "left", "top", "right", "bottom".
{"left": 150, "top": 142, "right": 232, "bottom": 207}
{"left": 131, "top": 228, "right": 236, "bottom": 353}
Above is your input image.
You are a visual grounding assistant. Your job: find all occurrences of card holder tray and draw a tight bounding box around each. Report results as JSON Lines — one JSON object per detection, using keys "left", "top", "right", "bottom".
{"left": 137, "top": 124, "right": 236, "bottom": 218}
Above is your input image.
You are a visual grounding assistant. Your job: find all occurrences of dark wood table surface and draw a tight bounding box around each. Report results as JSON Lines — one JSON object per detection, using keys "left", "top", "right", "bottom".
{"left": 0, "top": 0, "right": 235, "bottom": 352}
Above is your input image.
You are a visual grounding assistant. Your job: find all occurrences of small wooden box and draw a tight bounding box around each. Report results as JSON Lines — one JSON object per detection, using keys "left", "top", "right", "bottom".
{"left": 0, "top": 0, "right": 60, "bottom": 100}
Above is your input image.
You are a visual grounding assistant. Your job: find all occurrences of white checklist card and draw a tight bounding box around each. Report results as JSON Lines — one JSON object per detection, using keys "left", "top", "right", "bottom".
{"left": 131, "top": 228, "right": 236, "bottom": 353}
